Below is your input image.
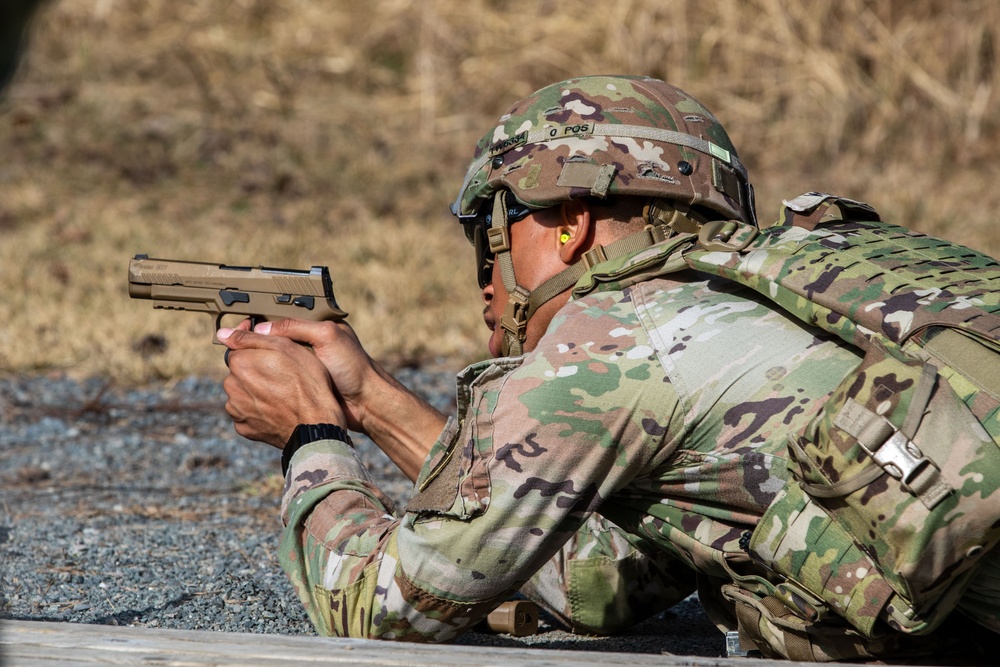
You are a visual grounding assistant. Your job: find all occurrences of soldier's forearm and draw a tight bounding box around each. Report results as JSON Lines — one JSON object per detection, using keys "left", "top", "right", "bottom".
{"left": 279, "top": 440, "right": 505, "bottom": 641}
{"left": 356, "top": 362, "right": 447, "bottom": 482}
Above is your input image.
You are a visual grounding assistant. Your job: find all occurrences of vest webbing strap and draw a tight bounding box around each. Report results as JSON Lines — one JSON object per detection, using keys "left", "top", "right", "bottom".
{"left": 733, "top": 594, "right": 816, "bottom": 662}
{"left": 833, "top": 396, "right": 952, "bottom": 510}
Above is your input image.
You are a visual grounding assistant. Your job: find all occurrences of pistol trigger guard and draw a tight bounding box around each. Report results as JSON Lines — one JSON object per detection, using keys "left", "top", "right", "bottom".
{"left": 212, "top": 313, "right": 227, "bottom": 345}
{"left": 213, "top": 313, "right": 265, "bottom": 343}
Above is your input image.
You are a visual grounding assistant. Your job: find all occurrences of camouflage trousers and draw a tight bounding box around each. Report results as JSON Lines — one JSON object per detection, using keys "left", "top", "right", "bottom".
{"left": 517, "top": 514, "right": 696, "bottom": 634}
{"left": 526, "top": 514, "right": 1000, "bottom": 661}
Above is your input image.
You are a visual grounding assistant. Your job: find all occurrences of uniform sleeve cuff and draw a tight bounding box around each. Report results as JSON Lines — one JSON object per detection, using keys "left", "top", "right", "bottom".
{"left": 282, "top": 438, "right": 372, "bottom": 503}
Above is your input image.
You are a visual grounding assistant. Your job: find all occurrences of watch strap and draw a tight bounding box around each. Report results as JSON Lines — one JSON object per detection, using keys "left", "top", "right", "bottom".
{"left": 281, "top": 423, "right": 352, "bottom": 476}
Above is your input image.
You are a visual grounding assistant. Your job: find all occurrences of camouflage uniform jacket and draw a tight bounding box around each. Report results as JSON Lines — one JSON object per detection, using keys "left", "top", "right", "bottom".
{"left": 278, "top": 250, "right": 863, "bottom": 641}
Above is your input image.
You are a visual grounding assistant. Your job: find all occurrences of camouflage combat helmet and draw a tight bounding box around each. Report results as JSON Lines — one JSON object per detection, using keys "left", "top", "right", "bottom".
{"left": 452, "top": 75, "right": 756, "bottom": 356}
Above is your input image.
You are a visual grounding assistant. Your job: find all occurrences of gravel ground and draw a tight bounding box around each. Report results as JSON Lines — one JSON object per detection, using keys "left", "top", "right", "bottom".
{"left": 0, "top": 371, "right": 724, "bottom": 657}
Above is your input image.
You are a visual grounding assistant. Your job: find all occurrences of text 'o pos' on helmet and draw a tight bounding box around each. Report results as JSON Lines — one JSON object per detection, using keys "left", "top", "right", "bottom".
{"left": 452, "top": 74, "right": 757, "bottom": 229}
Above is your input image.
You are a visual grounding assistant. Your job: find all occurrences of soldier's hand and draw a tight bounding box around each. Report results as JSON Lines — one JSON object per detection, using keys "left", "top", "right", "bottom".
{"left": 218, "top": 323, "right": 346, "bottom": 448}
{"left": 229, "top": 318, "right": 379, "bottom": 435}
{"left": 236, "top": 318, "right": 447, "bottom": 481}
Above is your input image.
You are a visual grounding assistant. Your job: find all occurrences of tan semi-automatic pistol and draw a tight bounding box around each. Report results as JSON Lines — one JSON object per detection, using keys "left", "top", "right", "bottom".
{"left": 128, "top": 254, "right": 347, "bottom": 343}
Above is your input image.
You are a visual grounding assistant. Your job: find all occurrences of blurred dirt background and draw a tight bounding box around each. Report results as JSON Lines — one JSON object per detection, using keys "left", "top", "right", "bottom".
{"left": 1, "top": 0, "right": 998, "bottom": 382}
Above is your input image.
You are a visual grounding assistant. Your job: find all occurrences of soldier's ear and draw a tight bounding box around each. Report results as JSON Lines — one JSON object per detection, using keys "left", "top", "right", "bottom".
{"left": 556, "top": 200, "right": 591, "bottom": 265}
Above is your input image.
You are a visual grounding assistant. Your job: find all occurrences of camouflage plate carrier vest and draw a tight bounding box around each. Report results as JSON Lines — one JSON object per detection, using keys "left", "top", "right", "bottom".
{"left": 590, "top": 193, "right": 1000, "bottom": 660}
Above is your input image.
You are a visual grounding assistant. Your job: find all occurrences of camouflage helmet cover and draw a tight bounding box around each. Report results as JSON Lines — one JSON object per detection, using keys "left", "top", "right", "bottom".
{"left": 452, "top": 75, "right": 756, "bottom": 226}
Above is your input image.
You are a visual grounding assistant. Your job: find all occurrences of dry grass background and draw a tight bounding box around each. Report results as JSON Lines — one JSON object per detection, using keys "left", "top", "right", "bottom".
{"left": 1, "top": 0, "right": 998, "bottom": 382}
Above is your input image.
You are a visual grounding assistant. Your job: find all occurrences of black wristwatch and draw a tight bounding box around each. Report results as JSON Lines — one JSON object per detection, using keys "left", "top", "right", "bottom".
{"left": 281, "top": 423, "right": 352, "bottom": 475}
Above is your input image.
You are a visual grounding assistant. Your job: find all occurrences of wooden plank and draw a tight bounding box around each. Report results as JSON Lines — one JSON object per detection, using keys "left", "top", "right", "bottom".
{"left": 1, "top": 620, "right": 793, "bottom": 667}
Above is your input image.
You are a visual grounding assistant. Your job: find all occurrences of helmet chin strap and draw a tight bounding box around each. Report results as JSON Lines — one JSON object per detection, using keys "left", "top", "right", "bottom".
{"left": 487, "top": 191, "right": 531, "bottom": 357}
{"left": 489, "top": 193, "right": 699, "bottom": 357}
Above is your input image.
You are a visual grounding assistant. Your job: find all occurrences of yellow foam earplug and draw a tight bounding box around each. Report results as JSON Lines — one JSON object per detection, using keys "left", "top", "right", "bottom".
{"left": 560, "top": 233, "right": 571, "bottom": 244}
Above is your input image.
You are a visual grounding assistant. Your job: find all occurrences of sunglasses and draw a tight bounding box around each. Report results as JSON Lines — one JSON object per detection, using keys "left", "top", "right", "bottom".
{"left": 460, "top": 195, "right": 536, "bottom": 288}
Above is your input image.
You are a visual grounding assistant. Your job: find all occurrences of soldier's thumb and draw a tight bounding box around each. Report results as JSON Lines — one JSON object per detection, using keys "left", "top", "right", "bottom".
{"left": 265, "top": 318, "right": 337, "bottom": 349}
